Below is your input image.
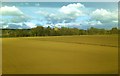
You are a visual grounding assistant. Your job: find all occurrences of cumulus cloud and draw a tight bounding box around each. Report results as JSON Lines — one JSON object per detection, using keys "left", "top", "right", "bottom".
{"left": 91, "top": 9, "right": 118, "bottom": 23}
{"left": 55, "top": 22, "right": 81, "bottom": 28}
{"left": 88, "top": 21, "right": 102, "bottom": 26}
{"left": 24, "top": 22, "right": 37, "bottom": 28}
{"left": 1, "top": 6, "right": 32, "bottom": 23}
{"left": 36, "top": 11, "right": 74, "bottom": 24}
{"left": 36, "top": 7, "right": 118, "bottom": 29}
{"left": 36, "top": 3, "right": 85, "bottom": 24}
{"left": 3, "top": 22, "right": 37, "bottom": 29}
{"left": 59, "top": 3, "right": 85, "bottom": 16}
{"left": 1, "top": 3, "right": 118, "bottom": 29}
{"left": 0, "top": 6, "right": 24, "bottom": 16}
{"left": 56, "top": 3, "right": 85, "bottom": 20}
{"left": 43, "top": 22, "right": 81, "bottom": 29}
{"left": 10, "top": 15, "right": 31, "bottom": 23}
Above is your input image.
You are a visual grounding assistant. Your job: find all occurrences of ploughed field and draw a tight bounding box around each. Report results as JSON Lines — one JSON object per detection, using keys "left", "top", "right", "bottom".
{"left": 2, "top": 35, "right": 118, "bottom": 74}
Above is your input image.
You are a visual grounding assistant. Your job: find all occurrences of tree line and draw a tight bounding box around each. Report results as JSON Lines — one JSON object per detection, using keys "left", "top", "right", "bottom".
{"left": 2, "top": 26, "right": 119, "bottom": 37}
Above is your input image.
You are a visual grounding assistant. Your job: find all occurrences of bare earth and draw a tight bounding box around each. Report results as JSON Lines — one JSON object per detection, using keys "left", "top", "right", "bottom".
{"left": 2, "top": 35, "right": 118, "bottom": 74}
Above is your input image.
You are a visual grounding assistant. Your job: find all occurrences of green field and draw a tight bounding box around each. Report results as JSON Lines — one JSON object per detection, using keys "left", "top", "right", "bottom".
{"left": 2, "top": 35, "right": 118, "bottom": 74}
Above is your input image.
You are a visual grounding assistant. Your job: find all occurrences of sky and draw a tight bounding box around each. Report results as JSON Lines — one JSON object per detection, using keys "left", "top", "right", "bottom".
{"left": 0, "top": 2, "right": 118, "bottom": 29}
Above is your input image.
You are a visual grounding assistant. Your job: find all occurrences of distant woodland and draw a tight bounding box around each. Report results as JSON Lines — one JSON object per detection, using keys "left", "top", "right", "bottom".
{"left": 1, "top": 26, "right": 119, "bottom": 37}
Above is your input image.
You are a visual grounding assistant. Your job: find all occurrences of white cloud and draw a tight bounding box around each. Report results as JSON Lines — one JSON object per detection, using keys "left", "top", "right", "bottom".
{"left": 1, "top": 3, "right": 118, "bottom": 29}
{"left": 43, "top": 24, "right": 53, "bottom": 28}
{"left": 2, "top": 25, "right": 8, "bottom": 29}
{"left": 10, "top": 15, "right": 31, "bottom": 23}
{"left": 112, "top": 20, "right": 118, "bottom": 23}
{"left": 88, "top": 21, "right": 102, "bottom": 26}
{"left": 36, "top": 3, "right": 86, "bottom": 23}
{"left": 59, "top": 3, "right": 85, "bottom": 17}
{"left": 42, "top": 22, "right": 81, "bottom": 28}
{"left": 2, "top": 22, "right": 37, "bottom": 29}
{"left": 36, "top": 11, "right": 49, "bottom": 16}
{"left": 24, "top": 22, "right": 37, "bottom": 28}
{"left": 91, "top": 9, "right": 118, "bottom": 23}
{"left": 0, "top": 6, "right": 24, "bottom": 16}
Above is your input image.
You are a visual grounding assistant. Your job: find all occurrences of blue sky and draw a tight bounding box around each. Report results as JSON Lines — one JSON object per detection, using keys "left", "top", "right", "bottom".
{"left": 0, "top": 2, "right": 118, "bottom": 29}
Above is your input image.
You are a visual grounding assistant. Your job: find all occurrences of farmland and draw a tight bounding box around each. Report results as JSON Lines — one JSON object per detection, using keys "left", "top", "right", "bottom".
{"left": 0, "top": 38, "right": 1, "bottom": 75}
{"left": 2, "top": 35, "right": 118, "bottom": 74}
